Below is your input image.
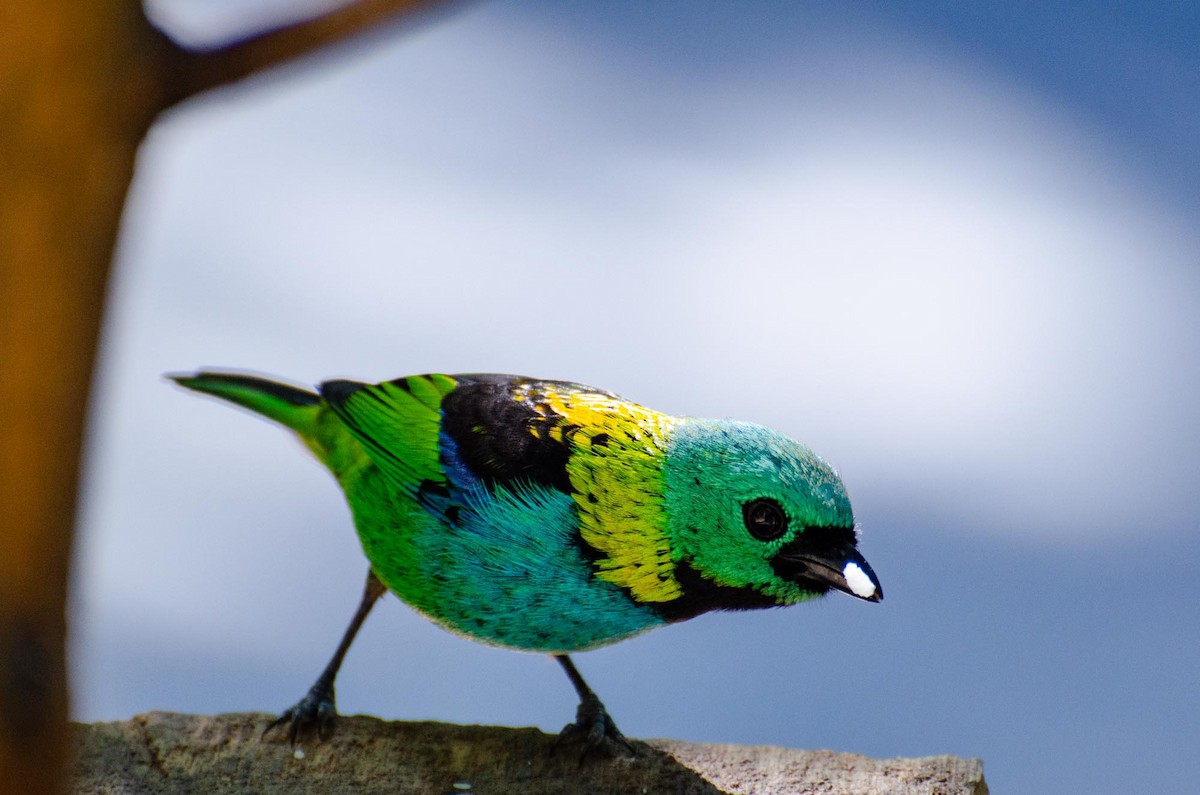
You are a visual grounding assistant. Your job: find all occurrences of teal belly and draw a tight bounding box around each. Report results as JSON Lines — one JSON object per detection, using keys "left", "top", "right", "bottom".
{"left": 352, "top": 475, "right": 665, "bottom": 653}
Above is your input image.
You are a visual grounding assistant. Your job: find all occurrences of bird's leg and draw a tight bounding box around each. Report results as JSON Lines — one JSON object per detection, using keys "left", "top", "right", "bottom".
{"left": 552, "top": 654, "right": 635, "bottom": 760}
{"left": 265, "top": 568, "right": 386, "bottom": 745}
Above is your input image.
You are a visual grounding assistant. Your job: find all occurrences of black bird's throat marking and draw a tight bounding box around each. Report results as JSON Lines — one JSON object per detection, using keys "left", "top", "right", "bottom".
{"left": 650, "top": 560, "right": 781, "bottom": 622}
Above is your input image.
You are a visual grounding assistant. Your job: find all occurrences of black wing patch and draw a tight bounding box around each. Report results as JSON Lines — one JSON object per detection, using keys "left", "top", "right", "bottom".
{"left": 440, "top": 377, "right": 574, "bottom": 494}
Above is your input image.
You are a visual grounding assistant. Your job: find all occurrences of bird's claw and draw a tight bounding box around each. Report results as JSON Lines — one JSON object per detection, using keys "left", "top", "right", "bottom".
{"left": 264, "top": 681, "right": 337, "bottom": 746}
{"left": 553, "top": 692, "right": 636, "bottom": 762}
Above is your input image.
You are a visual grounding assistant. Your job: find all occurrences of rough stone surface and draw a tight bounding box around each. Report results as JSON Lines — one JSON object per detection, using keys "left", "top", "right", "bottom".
{"left": 73, "top": 712, "right": 987, "bottom": 795}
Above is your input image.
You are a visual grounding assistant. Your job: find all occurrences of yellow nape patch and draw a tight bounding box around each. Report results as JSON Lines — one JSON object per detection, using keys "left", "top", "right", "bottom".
{"left": 513, "top": 384, "right": 682, "bottom": 603}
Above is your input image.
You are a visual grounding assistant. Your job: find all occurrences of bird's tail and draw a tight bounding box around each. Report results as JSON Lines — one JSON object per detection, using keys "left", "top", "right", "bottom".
{"left": 169, "top": 370, "right": 321, "bottom": 432}
{"left": 168, "top": 370, "right": 367, "bottom": 477}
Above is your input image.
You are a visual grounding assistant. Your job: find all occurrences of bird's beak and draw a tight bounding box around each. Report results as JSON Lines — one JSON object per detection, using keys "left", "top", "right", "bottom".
{"left": 774, "top": 541, "right": 883, "bottom": 603}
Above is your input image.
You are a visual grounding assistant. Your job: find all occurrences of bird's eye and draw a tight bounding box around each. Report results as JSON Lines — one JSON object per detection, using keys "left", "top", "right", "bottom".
{"left": 742, "top": 498, "right": 789, "bottom": 541}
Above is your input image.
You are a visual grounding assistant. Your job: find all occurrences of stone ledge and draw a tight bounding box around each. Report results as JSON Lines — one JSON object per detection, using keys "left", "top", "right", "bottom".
{"left": 73, "top": 711, "right": 987, "bottom": 795}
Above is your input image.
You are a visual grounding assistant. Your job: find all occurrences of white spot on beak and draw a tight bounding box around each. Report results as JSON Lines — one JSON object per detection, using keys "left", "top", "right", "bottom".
{"left": 843, "top": 560, "right": 877, "bottom": 599}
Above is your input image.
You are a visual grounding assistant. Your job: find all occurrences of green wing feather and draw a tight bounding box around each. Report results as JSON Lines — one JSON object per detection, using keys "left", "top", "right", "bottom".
{"left": 319, "top": 374, "right": 457, "bottom": 493}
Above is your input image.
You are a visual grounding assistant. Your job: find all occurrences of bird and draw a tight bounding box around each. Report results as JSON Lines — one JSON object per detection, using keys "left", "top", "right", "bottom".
{"left": 169, "top": 370, "right": 882, "bottom": 756}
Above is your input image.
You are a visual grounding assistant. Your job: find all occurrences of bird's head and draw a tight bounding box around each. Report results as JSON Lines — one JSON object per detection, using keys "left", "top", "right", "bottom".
{"left": 662, "top": 419, "right": 881, "bottom": 614}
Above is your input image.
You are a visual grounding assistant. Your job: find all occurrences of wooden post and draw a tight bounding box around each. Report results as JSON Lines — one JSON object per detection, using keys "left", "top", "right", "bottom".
{"left": 0, "top": 2, "right": 442, "bottom": 790}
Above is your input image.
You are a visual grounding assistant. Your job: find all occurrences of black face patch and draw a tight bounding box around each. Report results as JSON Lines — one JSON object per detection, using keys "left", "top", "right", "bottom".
{"left": 769, "top": 525, "right": 858, "bottom": 586}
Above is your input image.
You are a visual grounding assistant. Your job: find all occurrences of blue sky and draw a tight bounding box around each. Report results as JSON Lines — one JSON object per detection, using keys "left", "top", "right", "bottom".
{"left": 76, "top": 2, "right": 1199, "bottom": 793}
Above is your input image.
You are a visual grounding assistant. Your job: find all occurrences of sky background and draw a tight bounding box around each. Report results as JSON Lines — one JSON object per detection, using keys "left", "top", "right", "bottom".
{"left": 74, "top": 2, "right": 1199, "bottom": 793}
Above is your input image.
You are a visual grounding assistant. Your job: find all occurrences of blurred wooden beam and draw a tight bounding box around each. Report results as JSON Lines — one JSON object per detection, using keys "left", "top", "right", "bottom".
{"left": 0, "top": 1, "right": 448, "bottom": 791}
{"left": 160, "top": 0, "right": 446, "bottom": 105}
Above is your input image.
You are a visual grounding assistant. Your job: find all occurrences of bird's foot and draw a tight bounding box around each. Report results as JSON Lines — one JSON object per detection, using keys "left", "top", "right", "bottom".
{"left": 264, "top": 680, "right": 337, "bottom": 746}
{"left": 554, "top": 691, "right": 636, "bottom": 762}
